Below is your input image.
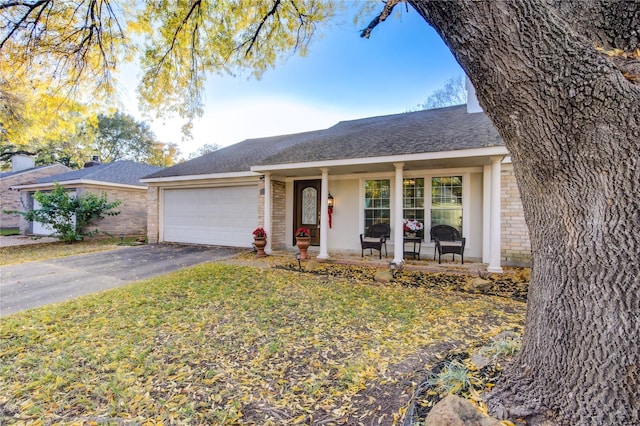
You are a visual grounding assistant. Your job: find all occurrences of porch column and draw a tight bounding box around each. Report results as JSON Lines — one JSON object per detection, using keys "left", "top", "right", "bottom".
{"left": 488, "top": 156, "right": 504, "bottom": 273}
{"left": 318, "top": 168, "right": 330, "bottom": 259}
{"left": 263, "top": 172, "right": 272, "bottom": 254}
{"left": 393, "top": 163, "right": 405, "bottom": 264}
{"left": 482, "top": 165, "right": 491, "bottom": 263}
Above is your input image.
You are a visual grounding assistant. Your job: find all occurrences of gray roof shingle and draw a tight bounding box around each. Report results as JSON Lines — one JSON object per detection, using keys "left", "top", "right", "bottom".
{"left": 145, "top": 105, "right": 504, "bottom": 179}
{"left": 36, "top": 160, "right": 164, "bottom": 186}
{"left": 259, "top": 105, "right": 503, "bottom": 165}
{"left": 0, "top": 164, "right": 65, "bottom": 180}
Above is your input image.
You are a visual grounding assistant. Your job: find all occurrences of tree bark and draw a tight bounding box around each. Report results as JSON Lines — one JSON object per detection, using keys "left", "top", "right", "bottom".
{"left": 406, "top": 0, "right": 640, "bottom": 424}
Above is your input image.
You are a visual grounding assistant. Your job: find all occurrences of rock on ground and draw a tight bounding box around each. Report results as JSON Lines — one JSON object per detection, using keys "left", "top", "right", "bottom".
{"left": 425, "top": 395, "right": 503, "bottom": 426}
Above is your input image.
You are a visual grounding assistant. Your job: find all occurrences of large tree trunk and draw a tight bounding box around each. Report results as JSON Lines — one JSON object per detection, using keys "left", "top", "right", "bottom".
{"left": 407, "top": 1, "right": 639, "bottom": 424}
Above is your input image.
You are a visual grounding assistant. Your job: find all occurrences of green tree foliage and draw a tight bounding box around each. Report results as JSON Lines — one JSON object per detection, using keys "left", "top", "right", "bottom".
{"left": 6, "top": 183, "right": 121, "bottom": 242}
{"left": 0, "top": 0, "right": 338, "bottom": 135}
{"left": 92, "top": 111, "right": 180, "bottom": 166}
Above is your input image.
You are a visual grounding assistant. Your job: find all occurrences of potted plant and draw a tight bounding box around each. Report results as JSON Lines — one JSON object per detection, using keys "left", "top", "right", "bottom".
{"left": 403, "top": 219, "right": 424, "bottom": 238}
{"left": 252, "top": 227, "right": 267, "bottom": 257}
{"left": 295, "top": 227, "right": 311, "bottom": 259}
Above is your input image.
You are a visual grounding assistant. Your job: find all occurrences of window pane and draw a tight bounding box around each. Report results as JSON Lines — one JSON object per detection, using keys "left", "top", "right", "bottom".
{"left": 301, "top": 187, "right": 317, "bottom": 225}
{"left": 365, "top": 179, "right": 391, "bottom": 230}
{"left": 431, "top": 176, "right": 463, "bottom": 234}
{"left": 403, "top": 178, "right": 425, "bottom": 238}
{"left": 431, "top": 209, "right": 463, "bottom": 232}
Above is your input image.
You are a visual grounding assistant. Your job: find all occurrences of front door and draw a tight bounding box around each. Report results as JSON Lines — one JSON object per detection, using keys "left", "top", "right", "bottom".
{"left": 294, "top": 180, "right": 321, "bottom": 246}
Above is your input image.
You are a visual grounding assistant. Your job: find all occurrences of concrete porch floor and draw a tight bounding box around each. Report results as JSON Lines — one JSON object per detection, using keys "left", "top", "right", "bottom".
{"left": 264, "top": 246, "right": 501, "bottom": 276}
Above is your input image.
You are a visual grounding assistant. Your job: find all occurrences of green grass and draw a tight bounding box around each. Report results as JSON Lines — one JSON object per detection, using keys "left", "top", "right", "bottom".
{"left": 0, "top": 263, "right": 526, "bottom": 425}
{"left": 0, "top": 237, "right": 139, "bottom": 266}
{"left": 0, "top": 228, "right": 20, "bottom": 236}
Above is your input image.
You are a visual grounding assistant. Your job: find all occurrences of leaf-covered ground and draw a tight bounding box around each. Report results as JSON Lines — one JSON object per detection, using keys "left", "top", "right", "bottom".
{"left": 275, "top": 260, "right": 529, "bottom": 302}
{"left": 0, "top": 237, "right": 141, "bottom": 266}
{"left": 0, "top": 261, "right": 526, "bottom": 425}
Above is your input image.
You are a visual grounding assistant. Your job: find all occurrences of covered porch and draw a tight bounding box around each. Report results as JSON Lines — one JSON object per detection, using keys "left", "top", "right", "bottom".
{"left": 252, "top": 147, "right": 509, "bottom": 273}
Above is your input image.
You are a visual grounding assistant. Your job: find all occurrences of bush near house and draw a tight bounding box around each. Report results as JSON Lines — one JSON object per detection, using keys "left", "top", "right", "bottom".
{"left": 4, "top": 183, "right": 121, "bottom": 242}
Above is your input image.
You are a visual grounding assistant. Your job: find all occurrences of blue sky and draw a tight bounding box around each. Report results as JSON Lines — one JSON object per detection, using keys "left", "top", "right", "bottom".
{"left": 122, "top": 4, "right": 463, "bottom": 156}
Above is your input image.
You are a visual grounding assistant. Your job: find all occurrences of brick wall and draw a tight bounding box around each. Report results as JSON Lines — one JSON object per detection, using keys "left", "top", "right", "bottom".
{"left": 271, "top": 180, "right": 286, "bottom": 249}
{"left": 0, "top": 164, "right": 70, "bottom": 230}
{"left": 147, "top": 186, "right": 160, "bottom": 243}
{"left": 80, "top": 186, "right": 149, "bottom": 237}
{"left": 501, "top": 164, "right": 531, "bottom": 265}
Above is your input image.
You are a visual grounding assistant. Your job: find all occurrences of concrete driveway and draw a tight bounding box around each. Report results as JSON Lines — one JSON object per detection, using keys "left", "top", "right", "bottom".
{"left": 0, "top": 244, "right": 243, "bottom": 317}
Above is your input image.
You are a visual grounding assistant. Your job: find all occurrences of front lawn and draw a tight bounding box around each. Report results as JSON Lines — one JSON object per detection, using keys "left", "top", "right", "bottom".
{"left": 0, "top": 237, "right": 140, "bottom": 266}
{"left": 0, "top": 262, "right": 525, "bottom": 425}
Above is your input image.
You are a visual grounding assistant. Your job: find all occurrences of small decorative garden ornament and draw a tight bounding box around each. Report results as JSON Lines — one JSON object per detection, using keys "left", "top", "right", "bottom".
{"left": 253, "top": 227, "right": 267, "bottom": 257}
{"left": 295, "top": 227, "right": 311, "bottom": 259}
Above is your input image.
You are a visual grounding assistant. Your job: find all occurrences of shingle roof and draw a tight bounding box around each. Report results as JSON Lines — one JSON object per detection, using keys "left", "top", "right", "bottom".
{"left": 259, "top": 105, "right": 503, "bottom": 165}
{"left": 143, "top": 130, "right": 318, "bottom": 179}
{"left": 35, "top": 160, "right": 164, "bottom": 186}
{"left": 144, "top": 105, "right": 504, "bottom": 179}
{"left": 0, "top": 164, "right": 67, "bottom": 180}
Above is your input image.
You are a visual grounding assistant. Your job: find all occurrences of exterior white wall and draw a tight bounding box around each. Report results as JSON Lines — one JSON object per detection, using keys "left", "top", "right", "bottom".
{"left": 282, "top": 168, "right": 486, "bottom": 260}
{"left": 326, "top": 178, "right": 361, "bottom": 251}
{"left": 467, "top": 172, "right": 484, "bottom": 259}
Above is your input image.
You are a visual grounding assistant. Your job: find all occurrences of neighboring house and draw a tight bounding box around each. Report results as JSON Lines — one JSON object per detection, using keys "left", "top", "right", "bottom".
{"left": 142, "top": 90, "right": 531, "bottom": 271}
{"left": 12, "top": 160, "right": 164, "bottom": 237}
{"left": 0, "top": 155, "right": 71, "bottom": 231}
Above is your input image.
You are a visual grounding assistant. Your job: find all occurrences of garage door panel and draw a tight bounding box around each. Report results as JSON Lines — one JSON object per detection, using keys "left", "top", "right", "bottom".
{"left": 163, "top": 186, "right": 258, "bottom": 247}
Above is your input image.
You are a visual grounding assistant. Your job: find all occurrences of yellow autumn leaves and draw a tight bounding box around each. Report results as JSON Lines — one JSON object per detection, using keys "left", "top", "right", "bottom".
{"left": 0, "top": 262, "right": 525, "bottom": 425}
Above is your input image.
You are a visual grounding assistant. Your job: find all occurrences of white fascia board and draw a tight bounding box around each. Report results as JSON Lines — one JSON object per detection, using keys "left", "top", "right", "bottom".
{"left": 140, "top": 171, "right": 260, "bottom": 184}
{"left": 11, "top": 179, "right": 146, "bottom": 191}
{"left": 250, "top": 146, "right": 510, "bottom": 172}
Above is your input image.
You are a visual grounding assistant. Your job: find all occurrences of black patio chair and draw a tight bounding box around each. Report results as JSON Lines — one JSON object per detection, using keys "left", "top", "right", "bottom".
{"left": 430, "top": 224, "right": 466, "bottom": 264}
{"left": 359, "top": 223, "right": 390, "bottom": 259}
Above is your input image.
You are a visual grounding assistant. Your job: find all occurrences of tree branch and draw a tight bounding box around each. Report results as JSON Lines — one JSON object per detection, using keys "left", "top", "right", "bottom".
{"left": 0, "top": 0, "right": 51, "bottom": 50}
{"left": 360, "top": 0, "right": 403, "bottom": 39}
{"left": 244, "top": 0, "right": 282, "bottom": 56}
{"left": 147, "top": 0, "right": 202, "bottom": 81}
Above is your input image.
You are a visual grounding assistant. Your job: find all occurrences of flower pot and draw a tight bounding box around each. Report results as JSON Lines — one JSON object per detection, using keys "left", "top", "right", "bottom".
{"left": 405, "top": 232, "right": 416, "bottom": 238}
{"left": 254, "top": 237, "right": 267, "bottom": 257}
{"left": 295, "top": 236, "right": 311, "bottom": 259}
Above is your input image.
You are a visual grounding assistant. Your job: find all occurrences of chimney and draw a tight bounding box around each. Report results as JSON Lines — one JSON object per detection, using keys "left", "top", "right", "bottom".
{"left": 11, "top": 154, "right": 36, "bottom": 172}
{"left": 466, "top": 76, "right": 483, "bottom": 114}
{"left": 84, "top": 155, "right": 101, "bottom": 168}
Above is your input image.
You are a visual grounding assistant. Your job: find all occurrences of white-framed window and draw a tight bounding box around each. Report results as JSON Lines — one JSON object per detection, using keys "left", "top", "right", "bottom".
{"left": 430, "top": 176, "right": 463, "bottom": 234}
{"left": 403, "top": 177, "right": 425, "bottom": 238}
{"left": 364, "top": 179, "right": 390, "bottom": 229}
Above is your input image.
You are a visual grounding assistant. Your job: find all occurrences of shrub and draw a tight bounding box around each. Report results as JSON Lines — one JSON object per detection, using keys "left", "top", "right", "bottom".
{"left": 6, "top": 183, "right": 121, "bottom": 242}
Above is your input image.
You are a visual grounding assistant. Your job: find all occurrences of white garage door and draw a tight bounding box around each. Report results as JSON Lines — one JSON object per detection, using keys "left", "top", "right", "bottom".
{"left": 32, "top": 191, "right": 76, "bottom": 235}
{"left": 163, "top": 186, "right": 258, "bottom": 247}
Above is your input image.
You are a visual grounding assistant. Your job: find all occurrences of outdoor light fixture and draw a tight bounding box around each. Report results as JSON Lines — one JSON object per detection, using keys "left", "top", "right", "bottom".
{"left": 389, "top": 261, "right": 397, "bottom": 278}
{"left": 295, "top": 252, "right": 302, "bottom": 270}
{"left": 389, "top": 260, "right": 404, "bottom": 278}
{"left": 327, "top": 193, "right": 335, "bottom": 229}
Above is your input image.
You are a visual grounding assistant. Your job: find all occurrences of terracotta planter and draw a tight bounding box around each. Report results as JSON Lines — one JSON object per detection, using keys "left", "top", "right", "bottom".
{"left": 254, "top": 237, "right": 267, "bottom": 257}
{"left": 295, "top": 236, "right": 311, "bottom": 259}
